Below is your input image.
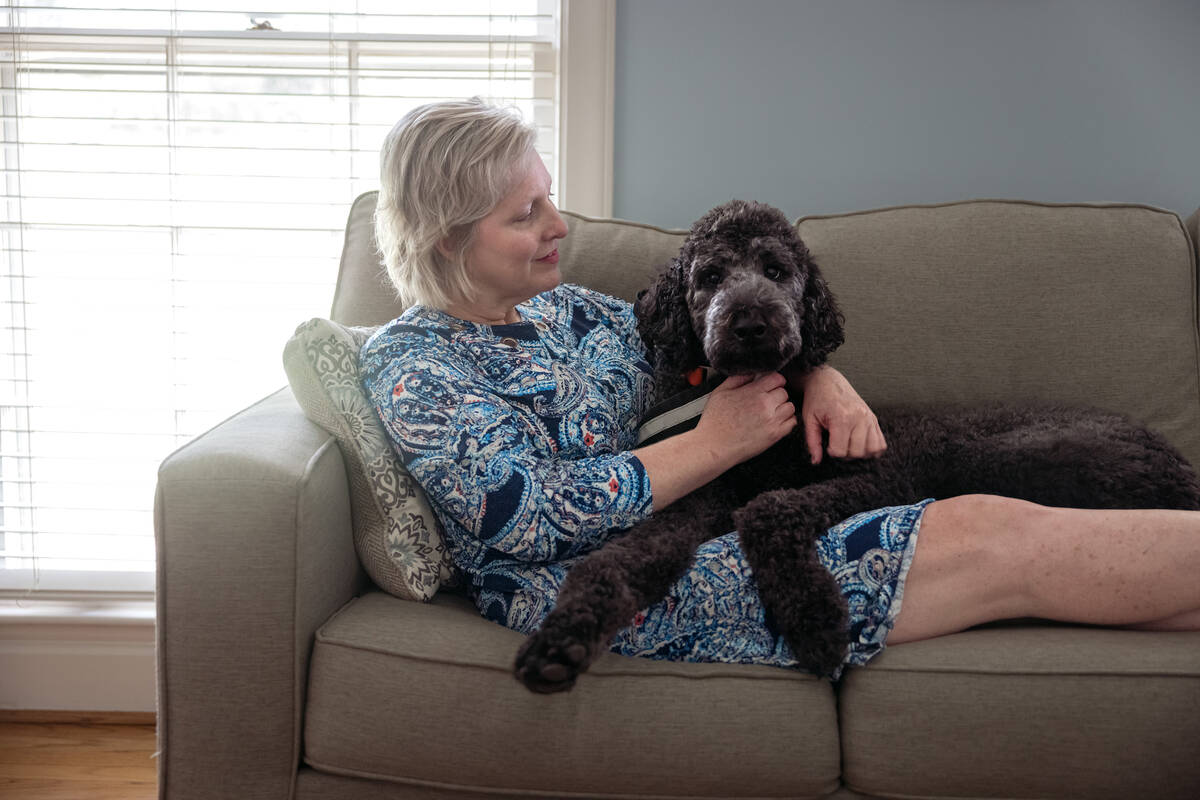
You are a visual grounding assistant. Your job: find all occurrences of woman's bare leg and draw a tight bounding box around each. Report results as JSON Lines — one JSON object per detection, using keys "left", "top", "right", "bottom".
{"left": 889, "top": 494, "right": 1200, "bottom": 645}
{"left": 1125, "top": 607, "right": 1200, "bottom": 632}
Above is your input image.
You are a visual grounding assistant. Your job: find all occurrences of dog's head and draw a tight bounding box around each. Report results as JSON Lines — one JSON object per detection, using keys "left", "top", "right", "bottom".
{"left": 635, "top": 200, "right": 844, "bottom": 382}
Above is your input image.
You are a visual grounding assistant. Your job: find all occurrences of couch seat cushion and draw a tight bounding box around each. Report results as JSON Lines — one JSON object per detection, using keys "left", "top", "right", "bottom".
{"left": 838, "top": 623, "right": 1200, "bottom": 799}
{"left": 305, "top": 591, "right": 841, "bottom": 799}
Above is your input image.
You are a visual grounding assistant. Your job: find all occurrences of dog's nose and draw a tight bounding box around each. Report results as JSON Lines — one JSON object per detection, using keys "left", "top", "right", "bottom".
{"left": 731, "top": 310, "right": 767, "bottom": 342}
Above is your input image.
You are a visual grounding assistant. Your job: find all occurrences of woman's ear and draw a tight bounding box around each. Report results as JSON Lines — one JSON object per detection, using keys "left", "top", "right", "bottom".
{"left": 437, "top": 222, "right": 474, "bottom": 262}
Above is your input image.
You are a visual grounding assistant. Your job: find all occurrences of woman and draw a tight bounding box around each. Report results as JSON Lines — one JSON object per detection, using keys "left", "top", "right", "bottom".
{"left": 360, "top": 99, "right": 1200, "bottom": 678}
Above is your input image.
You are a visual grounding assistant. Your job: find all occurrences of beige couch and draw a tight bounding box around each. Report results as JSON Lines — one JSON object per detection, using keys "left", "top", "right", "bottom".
{"left": 155, "top": 195, "right": 1200, "bottom": 800}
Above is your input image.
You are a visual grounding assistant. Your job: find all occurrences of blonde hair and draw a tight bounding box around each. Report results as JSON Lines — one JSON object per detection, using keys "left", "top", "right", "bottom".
{"left": 375, "top": 98, "right": 538, "bottom": 309}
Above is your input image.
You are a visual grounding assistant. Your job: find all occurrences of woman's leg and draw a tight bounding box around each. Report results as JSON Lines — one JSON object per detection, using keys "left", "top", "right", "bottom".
{"left": 1125, "top": 607, "right": 1200, "bottom": 631}
{"left": 888, "top": 494, "right": 1200, "bottom": 645}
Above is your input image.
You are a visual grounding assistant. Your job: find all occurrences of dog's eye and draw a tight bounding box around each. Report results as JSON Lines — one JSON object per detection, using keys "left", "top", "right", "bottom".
{"left": 763, "top": 264, "right": 784, "bottom": 281}
{"left": 697, "top": 269, "right": 722, "bottom": 288}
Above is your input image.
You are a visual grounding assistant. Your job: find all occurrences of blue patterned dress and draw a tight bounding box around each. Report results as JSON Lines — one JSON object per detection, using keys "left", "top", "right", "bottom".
{"left": 360, "top": 284, "right": 927, "bottom": 677}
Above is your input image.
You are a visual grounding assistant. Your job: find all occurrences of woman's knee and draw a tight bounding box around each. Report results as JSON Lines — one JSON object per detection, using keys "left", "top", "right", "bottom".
{"left": 927, "top": 494, "right": 1054, "bottom": 549}
{"left": 928, "top": 493, "right": 1049, "bottom": 529}
{"left": 918, "top": 494, "right": 1052, "bottom": 615}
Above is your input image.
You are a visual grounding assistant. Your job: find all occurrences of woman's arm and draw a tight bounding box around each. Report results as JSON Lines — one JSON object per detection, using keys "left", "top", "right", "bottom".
{"left": 635, "top": 372, "right": 797, "bottom": 510}
{"left": 361, "top": 339, "right": 654, "bottom": 564}
{"left": 640, "top": 366, "right": 885, "bottom": 510}
{"left": 787, "top": 364, "right": 887, "bottom": 464}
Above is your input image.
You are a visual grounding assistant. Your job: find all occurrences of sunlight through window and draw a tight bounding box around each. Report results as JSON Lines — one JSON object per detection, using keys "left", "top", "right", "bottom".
{"left": 0, "top": 0, "right": 560, "bottom": 592}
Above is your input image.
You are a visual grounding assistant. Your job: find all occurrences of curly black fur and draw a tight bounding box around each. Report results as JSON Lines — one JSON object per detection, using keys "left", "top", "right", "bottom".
{"left": 513, "top": 200, "right": 1200, "bottom": 693}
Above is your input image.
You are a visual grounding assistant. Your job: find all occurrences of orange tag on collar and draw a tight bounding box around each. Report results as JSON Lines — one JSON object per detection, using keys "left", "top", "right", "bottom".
{"left": 686, "top": 367, "right": 705, "bottom": 386}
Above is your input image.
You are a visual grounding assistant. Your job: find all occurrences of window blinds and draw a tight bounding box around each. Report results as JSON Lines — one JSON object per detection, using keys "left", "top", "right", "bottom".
{"left": 0, "top": 1, "right": 560, "bottom": 594}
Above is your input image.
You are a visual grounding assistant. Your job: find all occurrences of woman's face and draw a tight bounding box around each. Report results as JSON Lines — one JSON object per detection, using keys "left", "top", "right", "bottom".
{"left": 462, "top": 151, "right": 568, "bottom": 317}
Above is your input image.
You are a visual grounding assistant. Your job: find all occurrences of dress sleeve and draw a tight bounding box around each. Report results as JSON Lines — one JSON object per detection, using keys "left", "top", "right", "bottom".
{"left": 360, "top": 331, "right": 653, "bottom": 564}
{"left": 565, "top": 284, "right": 648, "bottom": 362}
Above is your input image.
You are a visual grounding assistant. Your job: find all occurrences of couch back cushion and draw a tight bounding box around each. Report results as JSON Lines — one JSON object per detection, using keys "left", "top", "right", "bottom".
{"left": 332, "top": 193, "right": 1200, "bottom": 467}
{"left": 330, "top": 191, "right": 398, "bottom": 327}
{"left": 553, "top": 211, "right": 687, "bottom": 301}
{"left": 329, "top": 192, "right": 685, "bottom": 326}
{"left": 798, "top": 200, "right": 1200, "bottom": 467}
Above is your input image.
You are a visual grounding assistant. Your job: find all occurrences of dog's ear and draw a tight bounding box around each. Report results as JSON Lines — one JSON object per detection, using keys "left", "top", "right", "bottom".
{"left": 634, "top": 258, "right": 705, "bottom": 375}
{"left": 794, "top": 255, "right": 845, "bottom": 371}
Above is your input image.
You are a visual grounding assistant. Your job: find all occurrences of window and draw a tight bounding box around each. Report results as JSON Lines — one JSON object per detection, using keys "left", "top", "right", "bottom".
{"left": 0, "top": 1, "right": 560, "bottom": 594}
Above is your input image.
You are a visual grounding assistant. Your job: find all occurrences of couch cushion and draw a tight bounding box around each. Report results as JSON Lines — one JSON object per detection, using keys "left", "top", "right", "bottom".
{"left": 798, "top": 200, "right": 1200, "bottom": 468}
{"left": 838, "top": 624, "right": 1200, "bottom": 799}
{"left": 293, "top": 770, "right": 874, "bottom": 800}
{"left": 283, "top": 319, "right": 454, "bottom": 600}
{"left": 330, "top": 192, "right": 401, "bottom": 328}
{"left": 555, "top": 210, "right": 687, "bottom": 302}
{"left": 1186, "top": 206, "right": 1200, "bottom": 267}
{"left": 330, "top": 192, "right": 687, "bottom": 326}
{"left": 305, "top": 591, "right": 841, "bottom": 799}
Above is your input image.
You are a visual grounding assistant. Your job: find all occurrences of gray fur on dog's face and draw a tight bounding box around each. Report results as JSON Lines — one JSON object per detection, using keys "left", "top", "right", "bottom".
{"left": 687, "top": 234, "right": 807, "bottom": 375}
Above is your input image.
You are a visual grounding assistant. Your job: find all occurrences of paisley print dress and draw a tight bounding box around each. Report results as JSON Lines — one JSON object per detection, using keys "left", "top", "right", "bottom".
{"left": 360, "top": 284, "right": 928, "bottom": 677}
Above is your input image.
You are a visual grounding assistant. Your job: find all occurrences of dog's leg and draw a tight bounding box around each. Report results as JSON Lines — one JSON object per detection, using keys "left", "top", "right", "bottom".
{"left": 514, "top": 494, "right": 732, "bottom": 693}
{"left": 734, "top": 477, "right": 903, "bottom": 678}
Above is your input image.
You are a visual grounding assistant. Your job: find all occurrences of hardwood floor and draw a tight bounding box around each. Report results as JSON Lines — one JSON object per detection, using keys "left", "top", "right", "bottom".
{"left": 0, "top": 713, "right": 157, "bottom": 799}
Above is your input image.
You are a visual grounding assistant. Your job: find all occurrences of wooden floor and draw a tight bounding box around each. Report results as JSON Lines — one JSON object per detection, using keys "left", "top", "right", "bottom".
{"left": 0, "top": 713, "right": 157, "bottom": 799}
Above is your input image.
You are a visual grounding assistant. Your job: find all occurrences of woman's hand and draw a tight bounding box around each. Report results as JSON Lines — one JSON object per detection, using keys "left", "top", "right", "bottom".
{"left": 634, "top": 373, "right": 795, "bottom": 511}
{"left": 793, "top": 365, "right": 887, "bottom": 464}
{"left": 693, "top": 372, "right": 797, "bottom": 467}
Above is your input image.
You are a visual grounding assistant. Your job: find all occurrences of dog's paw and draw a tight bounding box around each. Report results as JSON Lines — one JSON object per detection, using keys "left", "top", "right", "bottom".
{"left": 513, "top": 626, "right": 596, "bottom": 694}
{"left": 793, "top": 624, "right": 852, "bottom": 679}
{"left": 781, "top": 569, "right": 852, "bottom": 679}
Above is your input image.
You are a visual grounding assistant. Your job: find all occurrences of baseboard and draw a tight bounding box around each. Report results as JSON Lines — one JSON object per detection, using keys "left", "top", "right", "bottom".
{"left": 0, "top": 709, "right": 155, "bottom": 725}
{"left": 0, "top": 597, "right": 156, "bottom": 712}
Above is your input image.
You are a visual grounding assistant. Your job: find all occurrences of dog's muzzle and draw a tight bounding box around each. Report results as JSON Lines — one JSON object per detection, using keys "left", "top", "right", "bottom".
{"left": 730, "top": 307, "right": 769, "bottom": 344}
{"left": 705, "top": 300, "right": 798, "bottom": 374}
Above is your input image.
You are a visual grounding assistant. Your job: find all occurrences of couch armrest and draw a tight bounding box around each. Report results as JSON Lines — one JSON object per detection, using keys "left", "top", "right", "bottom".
{"left": 1185, "top": 206, "right": 1199, "bottom": 266}
{"left": 155, "top": 387, "right": 365, "bottom": 800}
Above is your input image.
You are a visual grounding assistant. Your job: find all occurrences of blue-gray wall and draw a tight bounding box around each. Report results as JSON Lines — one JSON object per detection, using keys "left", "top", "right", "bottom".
{"left": 612, "top": 0, "right": 1200, "bottom": 229}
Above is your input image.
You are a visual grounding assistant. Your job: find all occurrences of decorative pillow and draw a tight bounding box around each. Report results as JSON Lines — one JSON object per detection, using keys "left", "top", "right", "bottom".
{"left": 283, "top": 318, "right": 457, "bottom": 601}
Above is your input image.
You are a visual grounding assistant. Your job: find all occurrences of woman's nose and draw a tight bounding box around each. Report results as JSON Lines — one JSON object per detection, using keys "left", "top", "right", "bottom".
{"left": 546, "top": 204, "right": 569, "bottom": 240}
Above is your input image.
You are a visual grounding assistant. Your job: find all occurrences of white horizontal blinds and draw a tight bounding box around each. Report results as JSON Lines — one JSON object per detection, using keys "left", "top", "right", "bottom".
{"left": 0, "top": 1, "right": 559, "bottom": 593}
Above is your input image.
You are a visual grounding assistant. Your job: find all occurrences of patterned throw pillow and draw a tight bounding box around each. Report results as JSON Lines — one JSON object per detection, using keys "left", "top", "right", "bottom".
{"left": 283, "top": 318, "right": 456, "bottom": 601}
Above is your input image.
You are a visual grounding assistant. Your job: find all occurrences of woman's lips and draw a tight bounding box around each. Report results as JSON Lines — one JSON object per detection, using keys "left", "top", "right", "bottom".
{"left": 536, "top": 250, "right": 559, "bottom": 264}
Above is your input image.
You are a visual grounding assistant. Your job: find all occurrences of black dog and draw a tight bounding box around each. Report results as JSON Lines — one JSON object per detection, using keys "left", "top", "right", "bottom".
{"left": 513, "top": 200, "right": 1200, "bottom": 692}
